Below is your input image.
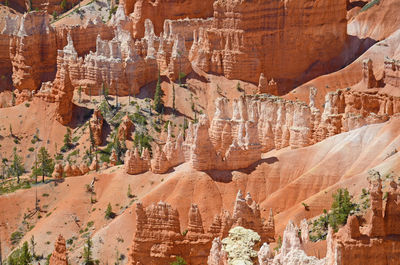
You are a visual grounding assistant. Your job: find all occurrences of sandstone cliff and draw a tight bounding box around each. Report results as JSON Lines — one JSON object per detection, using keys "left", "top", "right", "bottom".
{"left": 9, "top": 11, "right": 57, "bottom": 91}
{"left": 190, "top": 0, "right": 348, "bottom": 91}
{"left": 123, "top": 0, "right": 214, "bottom": 38}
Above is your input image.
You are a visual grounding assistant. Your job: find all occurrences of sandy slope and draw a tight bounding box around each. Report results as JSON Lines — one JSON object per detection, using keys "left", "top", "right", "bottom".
{"left": 2, "top": 115, "right": 399, "bottom": 262}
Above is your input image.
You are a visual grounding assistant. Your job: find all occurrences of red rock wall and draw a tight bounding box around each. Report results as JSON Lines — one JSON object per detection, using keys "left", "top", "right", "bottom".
{"left": 191, "top": 0, "right": 348, "bottom": 91}
{"left": 124, "top": 0, "right": 215, "bottom": 38}
{"left": 9, "top": 11, "right": 57, "bottom": 91}
{"left": 128, "top": 191, "right": 275, "bottom": 265}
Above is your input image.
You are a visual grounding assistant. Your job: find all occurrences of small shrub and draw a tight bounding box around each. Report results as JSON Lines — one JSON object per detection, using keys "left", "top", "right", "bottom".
{"left": 10, "top": 231, "right": 24, "bottom": 245}
{"left": 273, "top": 236, "right": 282, "bottom": 252}
{"left": 25, "top": 103, "right": 30, "bottom": 107}
{"left": 105, "top": 203, "right": 115, "bottom": 219}
{"left": 28, "top": 147, "right": 34, "bottom": 152}
{"left": 170, "top": 256, "right": 187, "bottom": 265}
{"left": 42, "top": 193, "right": 49, "bottom": 197}
{"left": 302, "top": 202, "right": 310, "bottom": 211}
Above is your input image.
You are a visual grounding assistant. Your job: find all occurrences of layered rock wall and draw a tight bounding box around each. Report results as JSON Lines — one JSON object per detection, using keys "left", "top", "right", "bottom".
{"left": 123, "top": 0, "right": 215, "bottom": 38}
{"left": 190, "top": 0, "right": 348, "bottom": 91}
{"left": 128, "top": 191, "right": 274, "bottom": 265}
{"left": 9, "top": 11, "right": 57, "bottom": 91}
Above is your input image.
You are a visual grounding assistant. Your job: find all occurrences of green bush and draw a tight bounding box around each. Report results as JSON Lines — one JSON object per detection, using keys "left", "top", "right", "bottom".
{"left": 309, "top": 188, "right": 357, "bottom": 241}
{"left": 170, "top": 256, "right": 187, "bottom": 265}
{"left": 129, "top": 112, "right": 147, "bottom": 126}
{"left": 10, "top": 231, "right": 24, "bottom": 245}
{"left": 60, "top": 0, "right": 67, "bottom": 11}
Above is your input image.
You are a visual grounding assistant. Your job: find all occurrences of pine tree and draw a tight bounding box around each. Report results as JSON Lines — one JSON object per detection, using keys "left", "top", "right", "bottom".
{"left": 153, "top": 71, "right": 164, "bottom": 113}
{"left": 105, "top": 203, "right": 114, "bottom": 219}
{"left": 37, "top": 147, "right": 54, "bottom": 183}
{"left": 127, "top": 184, "right": 133, "bottom": 198}
{"left": 113, "top": 135, "right": 122, "bottom": 164}
{"left": 63, "top": 128, "right": 72, "bottom": 150}
{"left": 78, "top": 86, "right": 82, "bottom": 103}
{"left": 172, "top": 84, "right": 176, "bottom": 114}
{"left": 10, "top": 147, "right": 24, "bottom": 183}
{"left": 83, "top": 236, "right": 94, "bottom": 265}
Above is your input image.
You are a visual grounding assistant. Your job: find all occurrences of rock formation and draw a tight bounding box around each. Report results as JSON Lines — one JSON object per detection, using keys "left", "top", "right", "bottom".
{"left": 117, "top": 115, "right": 134, "bottom": 140}
{"left": 150, "top": 124, "right": 184, "bottom": 174}
{"left": 325, "top": 173, "right": 400, "bottom": 265}
{"left": 190, "top": 0, "right": 348, "bottom": 90}
{"left": 124, "top": 148, "right": 150, "bottom": 175}
{"left": 258, "top": 220, "right": 325, "bottom": 265}
{"left": 9, "top": 11, "right": 57, "bottom": 91}
{"left": 35, "top": 40, "right": 75, "bottom": 125}
{"left": 362, "top": 58, "right": 377, "bottom": 89}
{"left": 185, "top": 96, "right": 262, "bottom": 171}
{"left": 128, "top": 191, "right": 274, "bottom": 264}
{"left": 49, "top": 234, "right": 68, "bottom": 265}
{"left": 123, "top": 0, "right": 215, "bottom": 38}
{"left": 89, "top": 109, "right": 104, "bottom": 146}
{"left": 52, "top": 163, "right": 64, "bottom": 179}
{"left": 55, "top": 17, "right": 114, "bottom": 57}
{"left": 384, "top": 57, "right": 400, "bottom": 88}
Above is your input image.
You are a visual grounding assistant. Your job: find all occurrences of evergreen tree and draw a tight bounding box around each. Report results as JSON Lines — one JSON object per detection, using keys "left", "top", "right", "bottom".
{"left": 153, "top": 71, "right": 164, "bottom": 113}
{"left": 83, "top": 236, "right": 94, "bottom": 265}
{"left": 102, "top": 83, "right": 109, "bottom": 99}
{"left": 37, "top": 147, "right": 54, "bottom": 183}
{"left": 7, "top": 241, "right": 32, "bottom": 265}
{"left": 1, "top": 158, "right": 8, "bottom": 179}
{"left": 63, "top": 128, "right": 72, "bottom": 150}
{"left": 328, "top": 188, "right": 356, "bottom": 231}
{"left": 78, "top": 86, "right": 82, "bottom": 103}
{"left": 113, "top": 135, "right": 122, "bottom": 164}
{"left": 10, "top": 147, "right": 24, "bottom": 183}
{"left": 172, "top": 84, "right": 176, "bottom": 114}
{"left": 105, "top": 202, "right": 114, "bottom": 219}
{"left": 127, "top": 184, "right": 133, "bottom": 198}
{"left": 60, "top": 0, "right": 67, "bottom": 11}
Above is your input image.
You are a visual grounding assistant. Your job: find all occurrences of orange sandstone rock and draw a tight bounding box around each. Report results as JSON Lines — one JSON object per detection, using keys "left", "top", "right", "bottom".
{"left": 190, "top": 0, "right": 348, "bottom": 91}
{"left": 128, "top": 191, "right": 274, "bottom": 264}
{"left": 89, "top": 109, "right": 104, "bottom": 146}
{"left": 49, "top": 234, "right": 68, "bottom": 265}
{"left": 124, "top": 148, "right": 150, "bottom": 175}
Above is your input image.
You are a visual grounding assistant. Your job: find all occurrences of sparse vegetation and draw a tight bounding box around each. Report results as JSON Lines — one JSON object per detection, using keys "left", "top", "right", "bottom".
{"left": 309, "top": 188, "right": 357, "bottom": 241}
{"left": 105, "top": 202, "right": 115, "bottom": 219}
{"left": 7, "top": 241, "right": 32, "bottom": 265}
{"left": 60, "top": 0, "right": 68, "bottom": 11}
{"left": 170, "top": 256, "right": 187, "bottom": 265}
